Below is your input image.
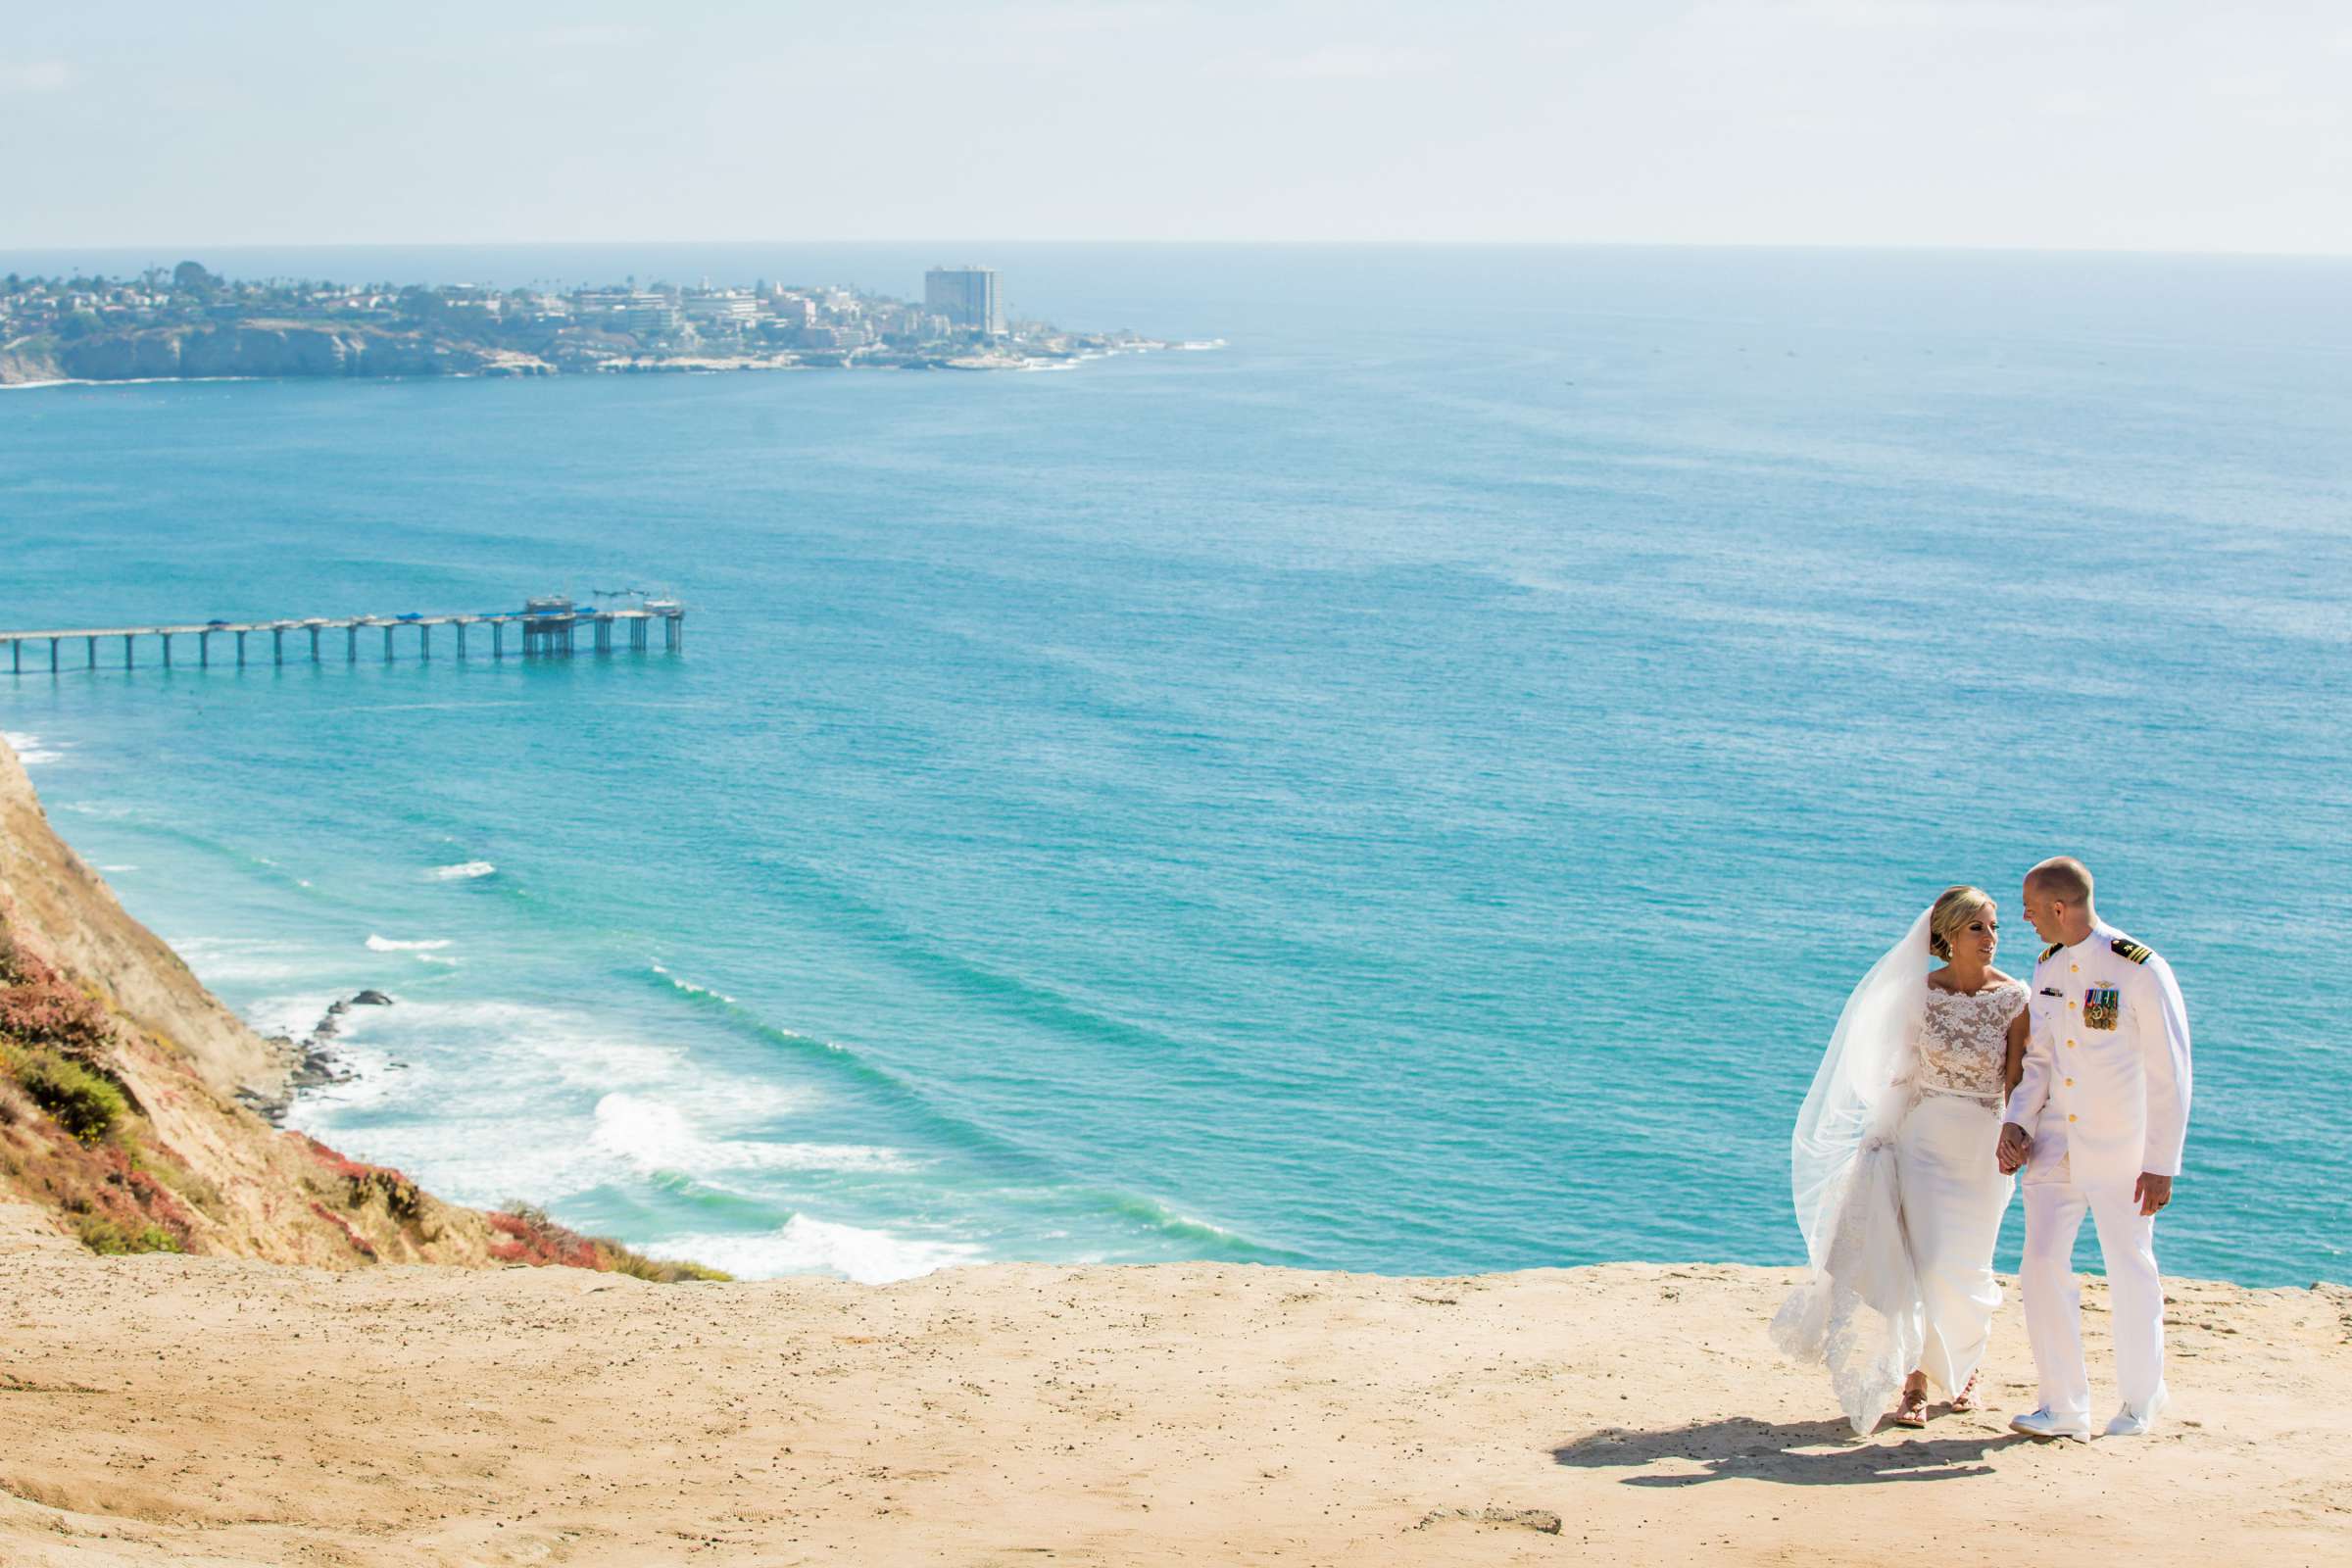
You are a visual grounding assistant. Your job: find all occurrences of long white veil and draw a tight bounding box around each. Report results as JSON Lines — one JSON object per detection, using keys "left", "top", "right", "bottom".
{"left": 1768, "top": 906, "right": 1932, "bottom": 1435}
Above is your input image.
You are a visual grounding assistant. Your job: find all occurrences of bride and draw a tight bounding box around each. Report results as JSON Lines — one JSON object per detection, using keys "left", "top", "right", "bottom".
{"left": 1771, "top": 885, "right": 2028, "bottom": 1434}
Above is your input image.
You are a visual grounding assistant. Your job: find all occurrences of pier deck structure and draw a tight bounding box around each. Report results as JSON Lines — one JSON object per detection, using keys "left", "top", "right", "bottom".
{"left": 0, "top": 598, "right": 683, "bottom": 675}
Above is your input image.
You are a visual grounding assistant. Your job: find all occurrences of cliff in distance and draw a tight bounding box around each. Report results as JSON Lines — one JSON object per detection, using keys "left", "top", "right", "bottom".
{"left": 13, "top": 320, "right": 552, "bottom": 382}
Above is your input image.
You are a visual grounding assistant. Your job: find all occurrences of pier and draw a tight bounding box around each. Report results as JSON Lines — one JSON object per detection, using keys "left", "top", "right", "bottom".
{"left": 0, "top": 596, "right": 684, "bottom": 675}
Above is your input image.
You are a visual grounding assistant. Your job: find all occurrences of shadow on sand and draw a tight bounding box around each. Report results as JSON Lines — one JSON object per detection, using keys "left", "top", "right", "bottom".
{"left": 1552, "top": 1416, "right": 2029, "bottom": 1486}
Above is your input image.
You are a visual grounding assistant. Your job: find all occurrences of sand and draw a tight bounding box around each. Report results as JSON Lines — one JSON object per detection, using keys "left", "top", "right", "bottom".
{"left": 2, "top": 1203, "right": 2345, "bottom": 1566}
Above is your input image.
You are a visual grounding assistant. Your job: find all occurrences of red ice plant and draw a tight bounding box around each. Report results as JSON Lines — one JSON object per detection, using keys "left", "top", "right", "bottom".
{"left": 0, "top": 945, "right": 114, "bottom": 1062}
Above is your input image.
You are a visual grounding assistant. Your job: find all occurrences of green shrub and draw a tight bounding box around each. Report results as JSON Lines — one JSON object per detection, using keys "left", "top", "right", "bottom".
{"left": 607, "top": 1250, "right": 733, "bottom": 1284}
{"left": 0, "top": 1039, "right": 127, "bottom": 1141}
{"left": 76, "top": 1217, "right": 182, "bottom": 1255}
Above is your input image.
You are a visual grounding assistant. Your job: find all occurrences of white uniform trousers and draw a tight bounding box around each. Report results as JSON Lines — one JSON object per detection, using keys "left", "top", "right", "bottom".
{"left": 2019, "top": 1180, "right": 2167, "bottom": 1421}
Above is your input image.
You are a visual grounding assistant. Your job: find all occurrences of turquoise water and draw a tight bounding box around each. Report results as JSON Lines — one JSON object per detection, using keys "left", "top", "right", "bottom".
{"left": 4, "top": 246, "right": 2347, "bottom": 1286}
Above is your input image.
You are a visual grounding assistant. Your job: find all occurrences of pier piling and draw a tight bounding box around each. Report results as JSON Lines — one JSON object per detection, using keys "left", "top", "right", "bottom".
{"left": 5, "top": 600, "right": 685, "bottom": 680}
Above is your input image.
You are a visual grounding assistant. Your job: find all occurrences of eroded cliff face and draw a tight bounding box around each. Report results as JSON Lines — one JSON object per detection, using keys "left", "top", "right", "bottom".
{"left": 0, "top": 733, "right": 498, "bottom": 1268}
{"left": 3, "top": 322, "right": 552, "bottom": 383}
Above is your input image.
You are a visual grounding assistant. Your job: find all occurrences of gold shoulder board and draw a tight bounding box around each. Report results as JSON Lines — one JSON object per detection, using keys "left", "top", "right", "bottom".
{"left": 2040, "top": 942, "right": 2065, "bottom": 961}
{"left": 2110, "top": 938, "right": 2153, "bottom": 964}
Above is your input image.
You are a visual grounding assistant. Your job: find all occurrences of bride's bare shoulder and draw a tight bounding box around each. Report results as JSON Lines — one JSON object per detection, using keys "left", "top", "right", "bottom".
{"left": 1987, "top": 967, "right": 2022, "bottom": 986}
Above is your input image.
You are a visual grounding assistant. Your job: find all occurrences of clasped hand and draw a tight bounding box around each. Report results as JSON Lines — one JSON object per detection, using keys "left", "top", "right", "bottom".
{"left": 1995, "top": 1124, "right": 2175, "bottom": 1215}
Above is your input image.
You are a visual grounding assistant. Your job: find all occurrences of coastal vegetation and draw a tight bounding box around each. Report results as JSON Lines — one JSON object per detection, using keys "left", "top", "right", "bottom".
{"left": 491, "top": 1202, "right": 733, "bottom": 1283}
{"left": 1, "top": 941, "right": 252, "bottom": 1255}
{"left": 0, "top": 1037, "right": 127, "bottom": 1142}
{"left": 1, "top": 942, "right": 137, "bottom": 1144}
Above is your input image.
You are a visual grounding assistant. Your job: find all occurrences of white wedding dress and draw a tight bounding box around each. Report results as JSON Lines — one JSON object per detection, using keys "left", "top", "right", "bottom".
{"left": 1770, "top": 909, "right": 2021, "bottom": 1434}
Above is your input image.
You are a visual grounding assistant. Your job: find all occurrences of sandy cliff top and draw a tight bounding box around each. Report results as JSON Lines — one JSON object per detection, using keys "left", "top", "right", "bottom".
{"left": 2, "top": 1211, "right": 2345, "bottom": 1567}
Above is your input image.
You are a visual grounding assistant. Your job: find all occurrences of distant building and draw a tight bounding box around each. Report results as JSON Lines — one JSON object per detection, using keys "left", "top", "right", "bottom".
{"left": 765, "top": 291, "right": 817, "bottom": 327}
{"left": 681, "top": 290, "right": 759, "bottom": 328}
{"left": 575, "top": 289, "right": 679, "bottom": 335}
{"left": 924, "top": 267, "right": 1002, "bottom": 335}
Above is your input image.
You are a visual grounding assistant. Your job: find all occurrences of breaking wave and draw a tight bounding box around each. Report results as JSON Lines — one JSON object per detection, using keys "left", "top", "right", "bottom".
{"left": 644, "top": 1216, "right": 986, "bottom": 1285}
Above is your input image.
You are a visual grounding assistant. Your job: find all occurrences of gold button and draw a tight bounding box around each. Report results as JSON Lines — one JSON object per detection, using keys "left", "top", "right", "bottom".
{"left": 2068, "top": 1114, "right": 2078, "bottom": 1122}
{"left": 2071, "top": 964, "right": 2080, "bottom": 973}
{"left": 2069, "top": 1000, "right": 2078, "bottom": 1008}
{"left": 2067, "top": 1039, "right": 2077, "bottom": 1047}
{"left": 2065, "top": 1078, "right": 2075, "bottom": 1087}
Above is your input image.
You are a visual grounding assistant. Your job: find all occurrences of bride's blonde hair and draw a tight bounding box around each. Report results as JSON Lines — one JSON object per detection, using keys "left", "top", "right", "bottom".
{"left": 1928, "top": 885, "right": 1993, "bottom": 960}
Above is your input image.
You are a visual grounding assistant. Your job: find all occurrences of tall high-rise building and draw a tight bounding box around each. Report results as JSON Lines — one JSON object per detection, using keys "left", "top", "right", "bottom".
{"left": 923, "top": 267, "right": 1003, "bottom": 336}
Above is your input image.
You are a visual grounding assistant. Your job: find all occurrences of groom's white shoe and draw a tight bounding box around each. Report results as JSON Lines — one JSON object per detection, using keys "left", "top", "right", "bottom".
{"left": 2104, "top": 1385, "right": 2169, "bottom": 1437}
{"left": 2009, "top": 1406, "right": 2092, "bottom": 1441}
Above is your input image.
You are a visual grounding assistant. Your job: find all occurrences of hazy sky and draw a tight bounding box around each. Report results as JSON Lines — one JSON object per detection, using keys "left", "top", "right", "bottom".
{"left": 3, "top": 1, "right": 2346, "bottom": 252}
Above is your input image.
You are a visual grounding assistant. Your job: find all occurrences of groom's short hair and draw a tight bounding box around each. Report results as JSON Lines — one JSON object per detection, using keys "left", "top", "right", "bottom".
{"left": 2027, "top": 856, "right": 2094, "bottom": 906}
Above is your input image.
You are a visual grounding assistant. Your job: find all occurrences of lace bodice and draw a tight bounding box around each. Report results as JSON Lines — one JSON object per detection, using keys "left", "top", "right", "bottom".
{"left": 1916, "top": 979, "right": 2026, "bottom": 1102}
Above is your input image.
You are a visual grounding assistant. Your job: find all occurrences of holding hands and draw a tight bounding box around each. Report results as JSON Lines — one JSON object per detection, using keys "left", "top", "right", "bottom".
{"left": 1996, "top": 1121, "right": 2032, "bottom": 1174}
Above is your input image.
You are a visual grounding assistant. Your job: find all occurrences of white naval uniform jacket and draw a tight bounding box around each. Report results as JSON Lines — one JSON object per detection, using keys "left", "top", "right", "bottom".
{"left": 2003, "top": 922, "right": 2192, "bottom": 1191}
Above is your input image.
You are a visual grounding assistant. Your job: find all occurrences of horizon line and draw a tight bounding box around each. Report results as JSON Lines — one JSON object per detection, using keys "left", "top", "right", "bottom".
{"left": 4, "top": 238, "right": 2350, "bottom": 266}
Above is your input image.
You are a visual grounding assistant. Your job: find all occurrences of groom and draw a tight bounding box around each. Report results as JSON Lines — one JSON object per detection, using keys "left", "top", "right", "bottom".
{"left": 1996, "top": 857, "right": 2193, "bottom": 1441}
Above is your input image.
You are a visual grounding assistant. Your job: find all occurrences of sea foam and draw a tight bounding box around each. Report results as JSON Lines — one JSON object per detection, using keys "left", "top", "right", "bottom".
{"left": 428, "top": 860, "right": 497, "bottom": 880}
{"left": 592, "top": 1092, "right": 904, "bottom": 1176}
{"left": 2, "top": 732, "right": 65, "bottom": 765}
{"left": 646, "top": 1216, "right": 986, "bottom": 1285}
{"left": 650, "top": 962, "right": 736, "bottom": 1004}
{"left": 366, "top": 934, "right": 454, "bottom": 952}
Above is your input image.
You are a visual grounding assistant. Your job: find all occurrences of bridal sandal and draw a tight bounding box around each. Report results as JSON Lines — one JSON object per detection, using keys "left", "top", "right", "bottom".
{"left": 1892, "top": 1388, "right": 1931, "bottom": 1429}
{"left": 1949, "top": 1372, "right": 1983, "bottom": 1414}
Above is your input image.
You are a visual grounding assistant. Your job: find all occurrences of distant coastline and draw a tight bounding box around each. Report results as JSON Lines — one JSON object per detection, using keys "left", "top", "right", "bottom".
{"left": 0, "top": 259, "right": 1215, "bottom": 386}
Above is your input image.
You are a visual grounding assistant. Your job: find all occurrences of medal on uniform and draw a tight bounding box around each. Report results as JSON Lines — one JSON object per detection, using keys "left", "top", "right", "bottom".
{"left": 2083, "top": 986, "right": 2121, "bottom": 1030}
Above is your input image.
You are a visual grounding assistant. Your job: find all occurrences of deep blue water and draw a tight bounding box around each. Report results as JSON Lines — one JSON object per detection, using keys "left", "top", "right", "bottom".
{"left": 3, "top": 245, "right": 2346, "bottom": 1286}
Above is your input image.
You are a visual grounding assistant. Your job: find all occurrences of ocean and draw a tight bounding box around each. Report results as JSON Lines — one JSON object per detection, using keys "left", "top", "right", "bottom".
{"left": 3, "top": 244, "right": 2346, "bottom": 1287}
